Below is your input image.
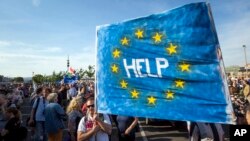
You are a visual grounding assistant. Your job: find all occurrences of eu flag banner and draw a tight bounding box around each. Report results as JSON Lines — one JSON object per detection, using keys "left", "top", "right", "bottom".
{"left": 96, "top": 2, "right": 235, "bottom": 124}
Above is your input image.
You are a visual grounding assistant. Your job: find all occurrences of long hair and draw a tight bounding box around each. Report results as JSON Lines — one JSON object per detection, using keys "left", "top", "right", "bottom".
{"left": 66, "top": 96, "right": 82, "bottom": 114}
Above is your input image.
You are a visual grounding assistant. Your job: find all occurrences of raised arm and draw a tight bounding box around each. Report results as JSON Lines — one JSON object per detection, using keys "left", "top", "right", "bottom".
{"left": 125, "top": 117, "right": 138, "bottom": 135}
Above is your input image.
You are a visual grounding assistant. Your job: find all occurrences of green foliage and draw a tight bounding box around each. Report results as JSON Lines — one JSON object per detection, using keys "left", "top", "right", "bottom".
{"left": 0, "top": 75, "right": 3, "bottom": 82}
{"left": 84, "top": 65, "right": 95, "bottom": 78}
{"left": 32, "top": 66, "right": 95, "bottom": 84}
{"left": 225, "top": 65, "right": 240, "bottom": 73}
{"left": 32, "top": 74, "right": 44, "bottom": 84}
{"left": 13, "top": 77, "right": 24, "bottom": 82}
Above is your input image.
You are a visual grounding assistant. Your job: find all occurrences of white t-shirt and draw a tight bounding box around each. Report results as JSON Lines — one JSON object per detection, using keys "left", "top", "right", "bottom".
{"left": 77, "top": 114, "right": 111, "bottom": 141}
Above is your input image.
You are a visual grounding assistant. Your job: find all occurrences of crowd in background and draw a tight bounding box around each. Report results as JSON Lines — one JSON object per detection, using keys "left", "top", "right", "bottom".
{"left": 0, "top": 77, "right": 250, "bottom": 141}
{"left": 0, "top": 81, "right": 138, "bottom": 141}
{"left": 228, "top": 76, "right": 250, "bottom": 124}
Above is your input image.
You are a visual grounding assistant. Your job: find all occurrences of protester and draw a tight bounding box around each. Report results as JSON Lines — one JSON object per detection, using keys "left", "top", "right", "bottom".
{"left": 58, "top": 84, "right": 68, "bottom": 108}
{"left": 67, "top": 84, "right": 78, "bottom": 101}
{"left": 187, "top": 122, "right": 224, "bottom": 141}
{"left": 0, "top": 94, "right": 7, "bottom": 131}
{"left": 66, "top": 96, "right": 83, "bottom": 141}
{"left": 0, "top": 107, "right": 21, "bottom": 141}
{"left": 12, "top": 90, "right": 23, "bottom": 108}
{"left": 45, "top": 93, "right": 66, "bottom": 141}
{"left": 243, "top": 80, "right": 250, "bottom": 103}
{"left": 116, "top": 116, "right": 138, "bottom": 141}
{"left": 77, "top": 97, "right": 112, "bottom": 141}
{"left": 245, "top": 105, "right": 250, "bottom": 125}
{"left": 28, "top": 87, "right": 50, "bottom": 141}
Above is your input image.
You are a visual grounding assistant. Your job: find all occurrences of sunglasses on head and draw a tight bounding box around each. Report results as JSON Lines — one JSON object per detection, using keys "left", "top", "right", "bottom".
{"left": 87, "top": 104, "right": 95, "bottom": 108}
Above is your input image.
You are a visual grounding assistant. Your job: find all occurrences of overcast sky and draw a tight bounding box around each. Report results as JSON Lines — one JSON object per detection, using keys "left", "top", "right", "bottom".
{"left": 0, "top": 0, "right": 249, "bottom": 77}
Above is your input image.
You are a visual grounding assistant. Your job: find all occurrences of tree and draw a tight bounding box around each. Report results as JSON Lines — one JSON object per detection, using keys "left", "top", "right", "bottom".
{"left": 13, "top": 77, "right": 24, "bottom": 83}
{"left": 0, "top": 75, "right": 3, "bottom": 82}
{"left": 78, "top": 68, "right": 86, "bottom": 79}
{"left": 85, "top": 65, "right": 95, "bottom": 78}
{"left": 32, "top": 74, "right": 44, "bottom": 84}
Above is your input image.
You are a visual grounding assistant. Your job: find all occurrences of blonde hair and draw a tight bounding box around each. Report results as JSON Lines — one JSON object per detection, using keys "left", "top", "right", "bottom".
{"left": 66, "top": 96, "right": 82, "bottom": 114}
{"left": 47, "top": 93, "right": 58, "bottom": 103}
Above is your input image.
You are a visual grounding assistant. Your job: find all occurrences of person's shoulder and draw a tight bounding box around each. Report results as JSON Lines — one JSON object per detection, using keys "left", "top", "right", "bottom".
{"left": 78, "top": 116, "right": 87, "bottom": 124}
{"left": 52, "top": 102, "right": 62, "bottom": 108}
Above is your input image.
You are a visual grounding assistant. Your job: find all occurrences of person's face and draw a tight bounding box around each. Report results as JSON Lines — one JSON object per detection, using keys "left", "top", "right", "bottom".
{"left": 43, "top": 89, "right": 49, "bottom": 97}
{"left": 246, "top": 111, "right": 250, "bottom": 125}
{"left": 86, "top": 100, "right": 95, "bottom": 114}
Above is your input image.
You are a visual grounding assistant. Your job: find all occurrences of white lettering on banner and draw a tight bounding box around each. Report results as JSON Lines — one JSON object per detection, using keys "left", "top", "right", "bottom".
{"left": 123, "top": 59, "right": 138, "bottom": 78}
{"left": 123, "top": 58, "right": 169, "bottom": 78}
{"left": 145, "top": 59, "right": 158, "bottom": 78}
{"left": 136, "top": 59, "right": 147, "bottom": 77}
{"left": 156, "top": 58, "right": 169, "bottom": 77}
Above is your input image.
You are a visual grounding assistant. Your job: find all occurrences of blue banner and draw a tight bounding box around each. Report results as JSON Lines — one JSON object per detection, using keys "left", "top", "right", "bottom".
{"left": 63, "top": 74, "right": 79, "bottom": 84}
{"left": 96, "top": 2, "right": 234, "bottom": 124}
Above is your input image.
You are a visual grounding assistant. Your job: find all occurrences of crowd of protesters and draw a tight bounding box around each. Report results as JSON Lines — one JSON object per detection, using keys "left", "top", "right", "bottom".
{"left": 0, "top": 76, "right": 250, "bottom": 141}
{"left": 0, "top": 81, "right": 138, "bottom": 141}
{"left": 228, "top": 76, "right": 250, "bottom": 124}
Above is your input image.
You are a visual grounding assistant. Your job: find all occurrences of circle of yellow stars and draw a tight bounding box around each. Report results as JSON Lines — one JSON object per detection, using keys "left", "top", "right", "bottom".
{"left": 110, "top": 28, "right": 191, "bottom": 106}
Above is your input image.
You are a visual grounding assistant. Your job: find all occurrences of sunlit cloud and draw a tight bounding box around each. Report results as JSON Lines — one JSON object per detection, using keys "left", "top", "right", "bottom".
{"left": 0, "top": 40, "right": 11, "bottom": 47}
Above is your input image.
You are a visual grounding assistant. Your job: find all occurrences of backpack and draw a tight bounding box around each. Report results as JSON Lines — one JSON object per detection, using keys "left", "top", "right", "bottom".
{"left": 30, "top": 95, "right": 39, "bottom": 106}
{"left": 74, "top": 116, "right": 82, "bottom": 136}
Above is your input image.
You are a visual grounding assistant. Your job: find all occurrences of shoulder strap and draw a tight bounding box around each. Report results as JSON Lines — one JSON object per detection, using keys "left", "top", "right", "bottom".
{"left": 209, "top": 123, "right": 220, "bottom": 141}
{"left": 34, "top": 97, "right": 40, "bottom": 115}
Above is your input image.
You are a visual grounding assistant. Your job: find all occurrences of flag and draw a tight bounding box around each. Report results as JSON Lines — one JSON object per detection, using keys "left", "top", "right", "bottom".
{"left": 63, "top": 67, "right": 78, "bottom": 84}
{"left": 32, "top": 80, "right": 37, "bottom": 91}
{"left": 68, "top": 67, "right": 75, "bottom": 75}
{"left": 63, "top": 74, "right": 78, "bottom": 84}
{"left": 96, "top": 2, "right": 235, "bottom": 124}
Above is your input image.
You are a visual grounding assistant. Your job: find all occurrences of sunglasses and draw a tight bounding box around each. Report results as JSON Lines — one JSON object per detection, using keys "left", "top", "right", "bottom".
{"left": 87, "top": 104, "right": 95, "bottom": 108}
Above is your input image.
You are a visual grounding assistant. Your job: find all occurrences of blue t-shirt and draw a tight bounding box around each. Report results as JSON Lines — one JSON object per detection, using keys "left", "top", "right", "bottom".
{"left": 32, "top": 96, "right": 48, "bottom": 121}
{"left": 44, "top": 103, "right": 65, "bottom": 134}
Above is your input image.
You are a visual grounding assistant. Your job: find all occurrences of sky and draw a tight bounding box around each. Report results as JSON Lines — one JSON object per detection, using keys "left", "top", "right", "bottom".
{"left": 0, "top": 0, "right": 250, "bottom": 77}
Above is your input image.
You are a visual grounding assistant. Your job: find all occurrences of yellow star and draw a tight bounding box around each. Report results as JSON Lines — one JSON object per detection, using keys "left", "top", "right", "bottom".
{"left": 112, "top": 49, "right": 121, "bottom": 58}
{"left": 175, "top": 80, "right": 185, "bottom": 88}
{"left": 111, "top": 64, "right": 118, "bottom": 73}
{"left": 152, "top": 32, "right": 163, "bottom": 43}
{"left": 120, "top": 80, "right": 128, "bottom": 89}
{"left": 179, "top": 63, "right": 190, "bottom": 72}
{"left": 166, "top": 90, "right": 174, "bottom": 99}
{"left": 130, "top": 89, "right": 139, "bottom": 98}
{"left": 166, "top": 43, "right": 177, "bottom": 55}
{"left": 121, "top": 37, "right": 129, "bottom": 46}
{"left": 135, "top": 29, "right": 144, "bottom": 39}
{"left": 147, "top": 96, "right": 156, "bottom": 105}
